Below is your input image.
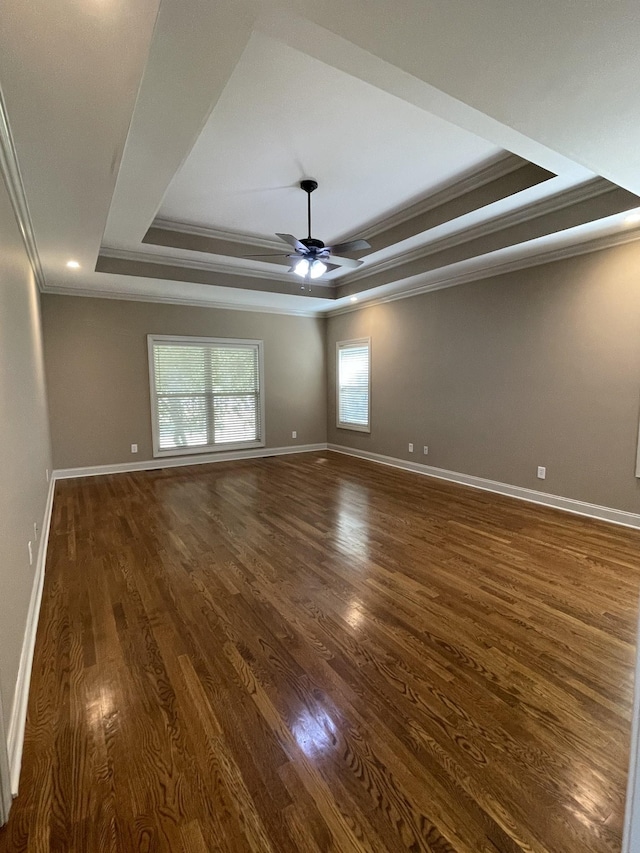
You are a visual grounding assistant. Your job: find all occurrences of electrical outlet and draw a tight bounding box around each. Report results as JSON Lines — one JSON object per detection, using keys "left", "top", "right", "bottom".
{"left": 408, "top": 443, "right": 414, "bottom": 453}
{"left": 537, "top": 466, "right": 546, "bottom": 479}
{"left": 423, "top": 446, "right": 429, "bottom": 455}
{"left": 33, "top": 521, "right": 38, "bottom": 541}
{"left": 27, "top": 541, "right": 33, "bottom": 566}
{"left": 131, "top": 443, "right": 138, "bottom": 454}
{"left": 292, "top": 431, "right": 297, "bottom": 439}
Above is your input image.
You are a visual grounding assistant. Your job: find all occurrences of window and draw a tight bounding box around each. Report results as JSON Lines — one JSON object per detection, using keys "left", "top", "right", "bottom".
{"left": 337, "top": 338, "right": 371, "bottom": 432}
{"left": 148, "top": 335, "right": 264, "bottom": 457}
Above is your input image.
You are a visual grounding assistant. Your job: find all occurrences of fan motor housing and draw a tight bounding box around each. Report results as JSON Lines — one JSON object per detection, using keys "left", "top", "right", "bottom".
{"left": 301, "top": 237, "right": 325, "bottom": 251}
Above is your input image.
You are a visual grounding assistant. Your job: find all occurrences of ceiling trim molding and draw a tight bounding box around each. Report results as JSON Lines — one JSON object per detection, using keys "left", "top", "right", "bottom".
{"left": 344, "top": 177, "right": 621, "bottom": 286}
{"left": 41, "top": 284, "right": 324, "bottom": 318}
{"left": 46, "top": 219, "right": 640, "bottom": 319}
{"left": 0, "top": 84, "right": 46, "bottom": 291}
{"left": 144, "top": 175, "right": 616, "bottom": 295}
{"left": 95, "top": 253, "right": 335, "bottom": 298}
{"left": 147, "top": 154, "right": 551, "bottom": 268}
{"left": 326, "top": 222, "right": 640, "bottom": 316}
{"left": 150, "top": 218, "right": 285, "bottom": 251}
{"left": 101, "top": 177, "right": 636, "bottom": 312}
{"left": 357, "top": 153, "right": 544, "bottom": 241}
{"left": 99, "top": 247, "right": 294, "bottom": 284}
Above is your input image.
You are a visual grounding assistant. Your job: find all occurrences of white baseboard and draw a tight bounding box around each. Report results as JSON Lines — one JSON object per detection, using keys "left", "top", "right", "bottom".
{"left": 7, "top": 474, "right": 56, "bottom": 796}
{"left": 328, "top": 444, "right": 640, "bottom": 530}
{"left": 54, "top": 443, "right": 329, "bottom": 480}
{"left": 623, "top": 595, "right": 640, "bottom": 853}
{"left": 0, "top": 690, "right": 10, "bottom": 823}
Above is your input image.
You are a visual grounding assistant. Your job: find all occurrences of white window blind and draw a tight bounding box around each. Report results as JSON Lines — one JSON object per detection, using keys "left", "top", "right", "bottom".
{"left": 337, "top": 339, "right": 371, "bottom": 432}
{"left": 148, "top": 336, "right": 264, "bottom": 457}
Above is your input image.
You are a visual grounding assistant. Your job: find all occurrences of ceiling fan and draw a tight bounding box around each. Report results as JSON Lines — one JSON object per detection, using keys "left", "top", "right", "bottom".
{"left": 245, "top": 180, "right": 371, "bottom": 281}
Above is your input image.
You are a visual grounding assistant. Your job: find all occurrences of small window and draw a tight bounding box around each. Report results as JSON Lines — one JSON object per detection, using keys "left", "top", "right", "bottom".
{"left": 337, "top": 338, "right": 371, "bottom": 432}
{"left": 148, "top": 335, "right": 265, "bottom": 457}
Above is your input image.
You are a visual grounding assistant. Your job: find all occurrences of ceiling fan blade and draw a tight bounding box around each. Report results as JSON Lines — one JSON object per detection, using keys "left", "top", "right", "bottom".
{"left": 276, "top": 233, "right": 307, "bottom": 252}
{"left": 327, "top": 254, "right": 364, "bottom": 269}
{"left": 242, "top": 252, "right": 289, "bottom": 258}
{"left": 327, "top": 238, "right": 371, "bottom": 254}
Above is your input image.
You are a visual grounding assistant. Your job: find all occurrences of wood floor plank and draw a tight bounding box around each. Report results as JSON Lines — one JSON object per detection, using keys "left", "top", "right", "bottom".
{"left": 1, "top": 451, "right": 639, "bottom": 851}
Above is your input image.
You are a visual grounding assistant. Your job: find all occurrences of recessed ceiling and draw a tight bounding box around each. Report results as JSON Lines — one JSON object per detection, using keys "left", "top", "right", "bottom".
{"left": 0, "top": 0, "right": 639, "bottom": 315}
{"left": 158, "top": 31, "right": 501, "bottom": 243}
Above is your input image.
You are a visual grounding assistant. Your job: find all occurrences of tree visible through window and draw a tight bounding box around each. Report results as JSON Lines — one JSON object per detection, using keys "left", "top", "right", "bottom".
{"left": 148, "top": 336, "right": 264, "bottom": 456}
{"left": 337, "top": 339, "right": 370, "bottom": 432}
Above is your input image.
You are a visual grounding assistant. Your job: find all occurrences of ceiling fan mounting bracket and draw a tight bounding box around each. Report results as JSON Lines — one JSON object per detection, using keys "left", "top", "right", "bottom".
{"left": 300, "top": 179, "right": 318, "bottom": 194}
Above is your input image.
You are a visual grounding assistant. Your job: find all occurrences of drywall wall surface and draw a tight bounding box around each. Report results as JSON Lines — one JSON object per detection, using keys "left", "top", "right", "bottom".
{"left": 327, "top": 240, "right": 640, "bottom": 514}
{"left": 0, "top": 173, "right": 52, "bottom": 734}
{"left": 42, "top": 295, "right": 327, "bottom": 469}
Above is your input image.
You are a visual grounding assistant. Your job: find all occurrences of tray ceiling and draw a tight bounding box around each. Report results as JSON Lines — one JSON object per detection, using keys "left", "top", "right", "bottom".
{"left": 1, "top": 0, "right": 639, "bottom": 315}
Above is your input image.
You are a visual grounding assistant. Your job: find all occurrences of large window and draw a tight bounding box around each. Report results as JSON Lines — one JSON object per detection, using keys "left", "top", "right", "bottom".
{"left": 336, "top": 338, "right": 371, "bottom": 432}
{"left": 148, "top": 335, "right": 265, "bottom": 457}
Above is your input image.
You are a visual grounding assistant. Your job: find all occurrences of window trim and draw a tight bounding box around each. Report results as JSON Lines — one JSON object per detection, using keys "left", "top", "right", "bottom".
{"left": 336, "top": 337, "right": 371, "bottom": 433}
{"left": 147, "top": 334, "right": 266, "bottom": 458}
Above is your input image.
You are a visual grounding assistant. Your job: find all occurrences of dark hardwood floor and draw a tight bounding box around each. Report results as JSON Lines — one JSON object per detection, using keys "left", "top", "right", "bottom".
{"left": 1, "top": 450, "right": 639, "bottom": 852}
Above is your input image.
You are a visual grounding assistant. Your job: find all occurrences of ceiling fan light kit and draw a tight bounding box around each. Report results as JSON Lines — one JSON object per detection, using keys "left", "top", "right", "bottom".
{"left": 294, "top": 257, "right": 327, "bottom": 278}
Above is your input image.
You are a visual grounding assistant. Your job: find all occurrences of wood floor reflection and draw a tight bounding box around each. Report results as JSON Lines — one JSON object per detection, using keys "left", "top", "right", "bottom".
{"left": 1, "top": 451, "right": 639, "bottom": 852}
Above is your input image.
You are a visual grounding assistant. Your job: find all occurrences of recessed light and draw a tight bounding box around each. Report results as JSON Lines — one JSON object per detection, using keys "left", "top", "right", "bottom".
{"left": 66, "top": 260, "right": 80, "bottom": 269}
{"left": 624, "top": 211, "right": 640, "bottom": 226}
{"left": 350, "top": 296, "right": 358, "bottom": 303}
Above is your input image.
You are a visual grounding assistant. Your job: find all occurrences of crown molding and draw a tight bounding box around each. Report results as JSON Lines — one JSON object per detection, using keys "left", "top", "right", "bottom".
{"left": 0, "top": 84, "right": 45, "bottom": 291}
{"left": 41, "top": 283, "right": 325, "bottom": 317}
{"left": 92, "top": 199, "right": 640, "bottom": 318}
{"left": 125, "top": 169, "right": 602, "bottom": 294}
{"left": 326, "top": 221, "right": 640, "bottom": 316}
{"left": 345, "top": 177, "right": 615, "bottom": 285}
{"left": 357, "top": 153, "right": 539, "bottom": 241}
{"left": 99, "top": 246, "right": 297, "bottom": 284}
{"left": 150, "top": 155, "right": 550, "bottom": 273}
{"left": 150, "top": 218, "right": 285, "bottom": 251}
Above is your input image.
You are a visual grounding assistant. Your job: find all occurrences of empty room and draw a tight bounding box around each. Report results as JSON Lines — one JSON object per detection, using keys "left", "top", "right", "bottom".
{"left": 2, "top": 2, "right": 640, "bottom": 852}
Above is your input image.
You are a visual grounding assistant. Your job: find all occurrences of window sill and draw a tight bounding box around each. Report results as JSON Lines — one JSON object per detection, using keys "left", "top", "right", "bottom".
{"left": 336, "top": 423, "right": 370, "bottom": 434}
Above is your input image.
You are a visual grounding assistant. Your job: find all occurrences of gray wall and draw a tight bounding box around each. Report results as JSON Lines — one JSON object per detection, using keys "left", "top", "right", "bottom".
{"left": 40, "top": 239, "right": 640, "bottom": 514}
{"left": 327, "top": 241, "right": 640, "bottom": 514}
{"left": 42, "top": 295, "right": 327, "bottom": 469}
{"left": 0, "top": 175, "right": 52, "bottom": 735}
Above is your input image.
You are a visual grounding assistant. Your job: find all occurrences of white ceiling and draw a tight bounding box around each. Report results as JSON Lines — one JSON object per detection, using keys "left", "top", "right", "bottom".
{"left": 0, "top": 0, "right": 639, "bottom": 315}
{"left": 159, "top": 32, "right": 501, "bottom": 243}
